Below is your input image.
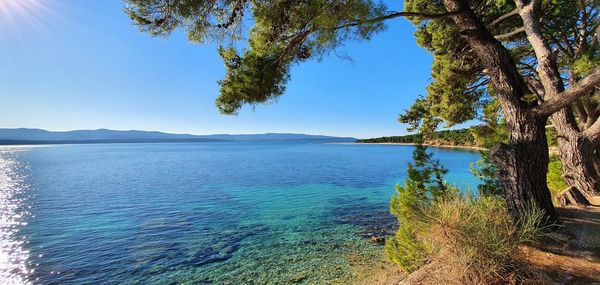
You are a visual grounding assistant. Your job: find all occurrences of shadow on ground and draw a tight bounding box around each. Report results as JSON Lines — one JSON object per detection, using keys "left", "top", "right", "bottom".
{"left": 520, "top": 205, "right": 600, "bottom": 284}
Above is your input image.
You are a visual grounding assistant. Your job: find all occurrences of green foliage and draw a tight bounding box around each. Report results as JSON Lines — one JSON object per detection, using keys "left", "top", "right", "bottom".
{"left": 544, "top": 0, "right": 600, "bottom": 75}
{"left": 216, "top": 47, "right": 290, "bottom": 114}
{"left": 470, "top": 99, "right": 508, "bottom": 148}
{"left": 125, "top": 0, "right": 246, "bottom": 43}
{"left": 400, "top": 0, "right": 600, "bottom": 136}
{"left": 386, "top": 142, "right": 453, "bottom": 271}
{"left": 397, "top": 95, "right": 442, "bottom": 133}
{"left": 572, "top": 54, "right": 600, "bottom": 78}
{"left": 546, "top": 126, "right": 558, "bottom": 147}
{"left": 547, "top": 155, "right": 568, "bottom": 198}
{"left": 357, "top": 128, "right": 476, "bottom": 146}
{"left": 399, "top": 1, "right": 516, "bottom": 133}
{"left": 468, "top": 99, "right": 506, "bottom": 196}
{"left": 384, "top": 222, "right": 428, "bottom": 272}
{"left": 471, "top": 151, "right": 504, "bottom": 196}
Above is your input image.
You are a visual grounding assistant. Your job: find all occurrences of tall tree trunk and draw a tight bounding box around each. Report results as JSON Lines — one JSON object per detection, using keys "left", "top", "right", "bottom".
{"left": 552, "top": 110, "right": 600, "bottom": 198}
{"left": 514, "top": 0, "right": 600, "bottom": 199}
{"left": 557, "top": 137, "right": 600, "bottom": 197}
{"left": 443, "top": 0, "right": 558, "bottom": 223}
{"left": 492, "top": 115, "right": 557, "bottom": 223}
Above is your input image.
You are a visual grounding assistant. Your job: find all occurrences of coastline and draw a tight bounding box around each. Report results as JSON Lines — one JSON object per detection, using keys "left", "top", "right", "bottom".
{"left": 340, "top": 142, "right": 488, "bottom": 152}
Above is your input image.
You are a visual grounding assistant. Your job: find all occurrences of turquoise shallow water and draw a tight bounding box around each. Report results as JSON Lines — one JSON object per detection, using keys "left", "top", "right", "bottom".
{"left": 0, "top": 142, "right": 481, "bottom": 284}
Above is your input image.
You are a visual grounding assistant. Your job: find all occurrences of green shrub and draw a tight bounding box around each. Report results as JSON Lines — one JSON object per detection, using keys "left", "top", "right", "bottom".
{"left": 385, "top": 143, "right": 547, "bottom": 283}
{"left": 385, "top": 143, "right": 454, "bottom": 272}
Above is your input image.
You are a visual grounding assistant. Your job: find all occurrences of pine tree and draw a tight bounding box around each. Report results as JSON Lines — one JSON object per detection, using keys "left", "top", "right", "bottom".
{"left": 385, "top": 141, "right": 454, "bottom": 271}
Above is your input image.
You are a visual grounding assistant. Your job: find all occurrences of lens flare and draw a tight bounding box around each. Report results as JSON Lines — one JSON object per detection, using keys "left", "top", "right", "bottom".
{"left": 0, "top": 0, "right": 42, "bottom": 23}
{"left": 0, "top": 0, "right": 55, "bottom": 37}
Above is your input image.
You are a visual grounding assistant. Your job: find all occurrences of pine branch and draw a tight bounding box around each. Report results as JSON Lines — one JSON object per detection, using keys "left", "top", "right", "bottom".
{"left": 494, "top": 27, "right": 526, "bottom": 41}
{"left": 534, "top": 66, "right": 600, "bottom": 117}
{"left": 488, "top": 9, "right": 519, "bottom": 28}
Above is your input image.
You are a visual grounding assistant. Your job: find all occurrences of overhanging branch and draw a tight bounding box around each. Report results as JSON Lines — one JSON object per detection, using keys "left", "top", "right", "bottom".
{"left": 332, "top": 9, "right": 463, "bottom": 31}
{"left": 533, "top": 66, "right": 600, "bottom": 117}
{"left": 282, "top": 9, "right": 464, "bottom": 60}
{"left": 583, "top": 116, "right": 600, "bottom": 145}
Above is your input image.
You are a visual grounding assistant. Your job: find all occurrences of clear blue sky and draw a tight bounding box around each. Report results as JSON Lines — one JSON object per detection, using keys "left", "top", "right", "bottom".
{"left": 0, "top": 0, "right": 450, "bottom": 139}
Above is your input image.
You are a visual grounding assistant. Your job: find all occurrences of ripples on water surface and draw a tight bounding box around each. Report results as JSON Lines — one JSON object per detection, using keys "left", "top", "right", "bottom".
{"left": 0, "top": 142, "right": 480, "bottom": 284}
{"left": 1, "top": 148, "right": 33, "bottom": 284}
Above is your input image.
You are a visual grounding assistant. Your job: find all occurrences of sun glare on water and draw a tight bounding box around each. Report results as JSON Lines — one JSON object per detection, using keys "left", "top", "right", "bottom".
{"left": 0, "top": 149, "right": 32, "bottom": 285}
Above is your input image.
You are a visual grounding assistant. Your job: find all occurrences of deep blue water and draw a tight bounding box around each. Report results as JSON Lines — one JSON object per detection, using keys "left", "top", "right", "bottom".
{"left": 0, "top": 142, "right": 481, "bottom": 284}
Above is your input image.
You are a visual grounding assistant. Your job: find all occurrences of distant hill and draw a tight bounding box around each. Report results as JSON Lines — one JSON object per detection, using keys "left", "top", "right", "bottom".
{"left": 203, "top": 133, "right": 355, "bottom": 141}
{"left": 0, "top": 128, "right": 356, "bottom": 145}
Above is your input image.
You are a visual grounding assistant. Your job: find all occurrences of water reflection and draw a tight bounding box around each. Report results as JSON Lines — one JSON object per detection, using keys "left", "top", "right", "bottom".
{"left": 0, "top": 148, "right": 31, "bottom": 284}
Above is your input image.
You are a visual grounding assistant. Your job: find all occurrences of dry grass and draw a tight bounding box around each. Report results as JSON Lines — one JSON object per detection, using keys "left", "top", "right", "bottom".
{"left": 400, "top": 195, "right": 547, "bottom": 285}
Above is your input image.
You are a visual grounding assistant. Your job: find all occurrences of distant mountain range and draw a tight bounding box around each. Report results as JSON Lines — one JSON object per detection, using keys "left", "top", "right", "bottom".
{"left": 0, "top": 128, "right": 356, "bottom": 145}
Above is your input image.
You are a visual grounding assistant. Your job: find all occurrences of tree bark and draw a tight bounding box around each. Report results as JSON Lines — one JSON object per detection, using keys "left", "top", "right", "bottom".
{"left": 491, "top": 118, "right": 557, "bottom": 223}
{"left": 552, "top": 111, "right": 600, "bottom": 198}
{"left": 443, "top": 0, "right": 558, "bottom": 223}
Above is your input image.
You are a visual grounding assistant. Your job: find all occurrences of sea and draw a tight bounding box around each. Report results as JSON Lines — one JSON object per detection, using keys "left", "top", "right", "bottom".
{"left": 0, "top": 141, "right": 481, "bottom": 284}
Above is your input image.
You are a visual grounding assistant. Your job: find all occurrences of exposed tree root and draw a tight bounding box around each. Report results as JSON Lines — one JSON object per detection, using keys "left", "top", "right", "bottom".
{"left": 556, "top": 186, "right": 592, "bottom": 207}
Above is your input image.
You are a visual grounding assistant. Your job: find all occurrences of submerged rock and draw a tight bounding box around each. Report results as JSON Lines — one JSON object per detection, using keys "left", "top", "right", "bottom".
{"left": 370, "top": 236, "right": 385, "bottom": 244}
{"left": 330, "top": 198, "right": 398, "bottom": 242}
